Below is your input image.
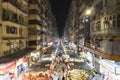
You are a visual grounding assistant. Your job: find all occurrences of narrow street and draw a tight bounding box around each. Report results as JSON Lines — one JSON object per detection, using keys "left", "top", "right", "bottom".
{"left": 19, "top": 40, "right": 103, "bottom": 80}
{"left": 0, "top": 0, "right": 120, "bottom": 80}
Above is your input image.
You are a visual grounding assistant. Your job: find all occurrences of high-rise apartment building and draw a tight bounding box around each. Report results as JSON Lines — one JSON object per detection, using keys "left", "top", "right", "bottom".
{"left": 64, "top": 0, "right": 77, "bottom": 42}
{"left": 28, "top": 0, "right": 42, "bottom": 50}
{"left": 0, "top": 0, "right": 56, "bottom": 78}
{"left": 28, "top": 0, "right": 56, "bottom": 49}
{"left": 0, "top": 0, "right": 56, "bottom": 63}
{"left": 0, "top": 0, "right": 29, "bottom": 57}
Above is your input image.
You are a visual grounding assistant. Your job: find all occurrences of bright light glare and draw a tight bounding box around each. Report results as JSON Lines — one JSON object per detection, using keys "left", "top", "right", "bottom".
{"left": 86, "top": 9, "right": 92, "bottom": 15}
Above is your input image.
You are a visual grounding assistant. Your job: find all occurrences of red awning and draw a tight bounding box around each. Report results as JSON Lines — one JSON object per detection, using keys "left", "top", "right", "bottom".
{"left": 0, "top": 61, "right": 16, "bottom": 74}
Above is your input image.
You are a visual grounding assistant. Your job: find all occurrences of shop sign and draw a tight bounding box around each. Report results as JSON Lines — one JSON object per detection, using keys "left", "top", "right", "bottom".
{"left": 115, "top": 67, "right": 120, "bottom": 74}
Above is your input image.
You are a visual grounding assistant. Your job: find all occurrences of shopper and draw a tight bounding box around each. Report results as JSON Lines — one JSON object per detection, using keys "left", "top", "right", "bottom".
{"left": 62, "top": 76, "right": 65, "bottom": 80}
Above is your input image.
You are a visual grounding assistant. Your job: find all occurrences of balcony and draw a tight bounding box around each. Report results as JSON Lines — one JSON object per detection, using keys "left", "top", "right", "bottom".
{"left": 29, "top": 20, "right": 39, "bottom": 25}
{"left": 39, "top": 21, "right": 45, "bottom": 27}
{"left": 29, "top": 19, "right": 44, "bottom": 27}
{"left": 23, "top": 0, "right": 28, "bottom": 5}
{"left": 17, "top": 5, "right": 27, "bottom": 14}
{"left": 91, "top": 27, "right": 120, "bottom": 36}
{"left": 3, "top": 0, "right": 27, "bottom": 14}
{"left": 2, "top": 9, "right": 28, "bottom": 26}
{"left": 29, "top": 30, "right": 42, "bottom": 35}
{"left": 3, "top": 37, "right": 26, "bottom": 40}
{"left": 3, "top": 0, "right": 17, "bottom": 6}
{"left": 29, "top": 0, "right": 40, "bottom": 4}
{"left": 3, "top": 10, "right": 18, "bottom": 22}
{"left": 24, "top": 0, "right": 28, "bottom": 2}
{"left": 29, "top": 40, "right": 41, "bottom": 45}
{"left": 29, "top": 9, "right": 40, "bottom": 15}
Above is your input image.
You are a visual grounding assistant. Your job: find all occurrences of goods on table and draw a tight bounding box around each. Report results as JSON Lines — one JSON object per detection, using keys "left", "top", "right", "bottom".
{"left": 22, "top": 71, "right": 51, "bottom": 80}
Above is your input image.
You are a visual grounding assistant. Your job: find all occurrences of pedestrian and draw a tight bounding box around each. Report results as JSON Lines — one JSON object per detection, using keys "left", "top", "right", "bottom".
{"left": 50, "top": 76, "right": 53, "bottom": 80}
{"left": 62, "top": 67, "right": 65, "bottom": 72}
{"left": 89, "top": 74, "right": 93, "bottom": 80}
{"left": 62, "top": 76, "right": 65, "bottom": 80}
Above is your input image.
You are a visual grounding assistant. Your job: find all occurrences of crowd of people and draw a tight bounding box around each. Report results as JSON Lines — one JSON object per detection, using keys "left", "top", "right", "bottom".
{"left": 21, "top": 41, "right": 98, "bottom": 80}
{"left": 49, "top": 41, "right": 73, "bottom": 80}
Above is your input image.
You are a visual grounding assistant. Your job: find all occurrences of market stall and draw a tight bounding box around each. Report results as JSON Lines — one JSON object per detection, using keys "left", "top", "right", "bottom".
{"left": 22, "top": 71, "right": 51, "bottom": 80}
{"left": 67, "top": 69, "right": 95, "bottom": 80}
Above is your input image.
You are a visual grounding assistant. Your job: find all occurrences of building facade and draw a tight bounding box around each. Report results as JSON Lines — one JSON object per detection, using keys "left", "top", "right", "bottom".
{"left": 28, "top": 0, "right": 42, "bottom": 50}
{"left": 0, "top": 0, "right": 29, "bottom": 57}
{"left": 64, "top": 0, "right": 120, "bottom": 79}
{"left": 0, "top": 0, "right": 56, "bottom": 61}
{"left": 0, "top": 0, "right": 56, "bottom": 79}
{"left": 65, "top": 0, "right": 120, "bottom": 61}
{"left": 28, "top": 0, "right": 56, "bottom": 49}
{"left": 64, "top": 0, "right": 77, "bottom": 42}
{"left": 90, "top": 0, "right": 120, "bottom": 56}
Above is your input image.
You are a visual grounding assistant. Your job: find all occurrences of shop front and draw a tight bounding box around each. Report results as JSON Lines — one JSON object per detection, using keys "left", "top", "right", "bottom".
{"left": 0, "top": 61, "right": 16, "bottom": 80}
{"left": 22, "top": 71, "right": 51, "bottom": 80}
{"left": 30, "top": 51, "right": 40, "bottom": 61}
{"left": 93, "top": 56, "right": 101, "bottom": 73}
{"left": 100, "top": 60, "right": 120, "bottom": 80}
{"left": 68, "top": 69, "right": 90, "bottom": 80}
{"left": 86, "top": 52, "right": 94, "bottom": 68}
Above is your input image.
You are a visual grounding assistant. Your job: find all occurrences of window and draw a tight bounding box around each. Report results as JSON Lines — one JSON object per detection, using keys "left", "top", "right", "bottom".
{"left": 21, "top": 17, "right": 24, "bottom": 23}
{"left": 19, "top": 16, "right": 22, "bottom": 23}
{"left": 117, "top": 14, "right": 120, "bottom": 20}
{"left": 13, "top": 14, "right": 17, "bottom": 22}
{"left": 113, "top": 20, "right": 116, "bottom": 27}
{"left": 6, "top": 26, "right": 18, "bottom": 34}
{"left": 104, "top": 0, "right": 107, "bottom": 7}
{"left": 19, "top": 40, "right": 23, "bottom": 47}
{"left": 6, "top": 26, "right": 10, "bottom": 34}
{"left": 117, "top": 14, "right": 120, "bottom": 27}
{"left": 95, "top": 39, "right": 100, "bottom": 47}
{"left": 15, "top": 28, "right": 17, "bottom": 34}
{"left": 7, "top": 43, "right": 11, "bottom": 46}
{"left": 100, "top": 1, "right": 103, "bottom": 10}
{"left": 109, "top": 16, "right": 112, "bottom": 20}
{"left": 117, "top": 20, "right": 120, "bottom": 27}
{"left": 117, "top": 0, "right": 120, "bottom": 5}
{"left": 10, "top": 27, "right": 15, "bottom": 34}
{"left": 113, "top": 15, "right": 116, "bottom": 19}
{"left": 19, "top": 28, "right": 23, "bottom": 35}
{"left": 96, "top": 21, "right": 101, "bottom": 31}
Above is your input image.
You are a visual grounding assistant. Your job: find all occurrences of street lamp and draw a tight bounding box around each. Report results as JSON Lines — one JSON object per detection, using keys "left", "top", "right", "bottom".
{"left": 84, "top": 8, "right": 92, "bottom": 47}
{"left": 85, "top": 6, "right": 94, "bottom": 16}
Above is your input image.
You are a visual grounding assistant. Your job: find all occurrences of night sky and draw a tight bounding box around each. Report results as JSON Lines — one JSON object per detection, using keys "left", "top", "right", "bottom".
{"left": 49, "top": 0, "right": 72, "bottom": 37}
